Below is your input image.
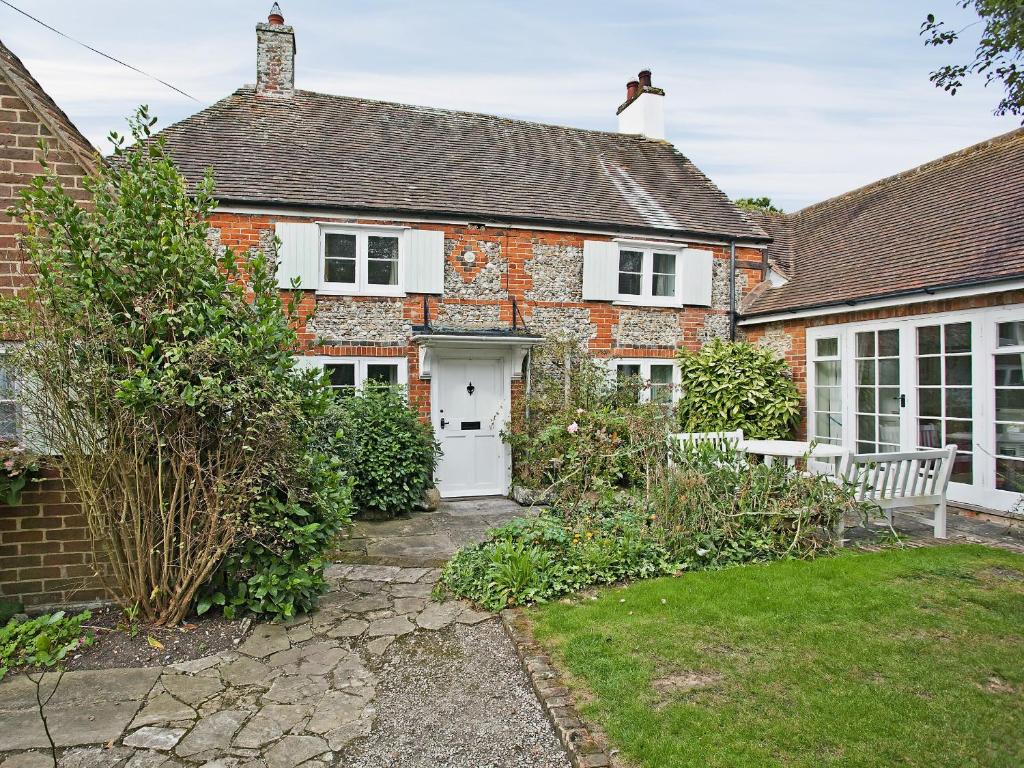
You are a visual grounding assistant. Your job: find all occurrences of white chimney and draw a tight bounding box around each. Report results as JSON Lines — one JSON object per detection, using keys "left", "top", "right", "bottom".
{"left": 617, "top": 70, "right": 665, "bottom": 140}
{"left": 256, "top": 3, "right": 295, "bottom": 98}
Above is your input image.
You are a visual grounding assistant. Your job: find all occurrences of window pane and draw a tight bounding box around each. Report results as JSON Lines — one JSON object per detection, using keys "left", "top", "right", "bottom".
{"left": 917, "top": 356, "right": 940, "bottom": 386}
{"left": 946, "top": 420, "right": 973, "bottom": 451}
{"left": 856, "top": 360, "right": 875, "bottom": 385}
{"left": 997, "top": 388, "right": 1024, "bottom": 421}
{"left": 652, "top": 274, "right": 675, "bottom": 297}
{"left": 858, "top": 414, "right": 876, "bottom": 441}
{"left": 325, "top": 258, "right": 355, "bottom": 284}
{"left": 878, "top": 416, "right": 900, "bottom": 446}
{"left": 918, "top": 388, "right": 941, "bottom": 417}
{"left": 857, "top": 386, "right": 874, "bottom": 413}
{"left": 815, "top": 338, "right": 838, "bottom": 358}
{"left": 917, "top": 418, "right": 941, "bottom": 448}
{"left": 649, "top": 365, "right": 673, "bottom": 384}
{"left": 816, "top": 360, "right": 840, "bottom": 386}
{"left": 943, "top": 322, "right": 971, "bottom": 353}
{"left": 877, "top": 330, "right": 899, "bottom": 357}
{"left": 950, "top": 454, "right": 973, "bottom": 485}
{"left": 618, "top": 273, "right": 642, "bottom": 295}
{"left": 996, "top": 457, "right": 1024, "bottom": 492}
{"left": 996, "top": 423, "right": 1024, "bottom": 457}
{"left": 878, "top": 387, "right": 901, "bottom": 415}
{"left": 816, "top": 386, "right": 840, "bottom": 413}
{"left": 944, "top": 355, "right": 971, "bottom": 386}
{"left": 878, "top": 358, "right": 899, "bottom": 386}
{"left": 945, "top": 387, "right": 972, "bottom": 419}
{"left": 368, "top": 235, "right": 398, "bottom": 261}
{"left": 617, "top": 364, "right": 641, "bottom": 378}
{"left": 325, "top": 233, "right": 356, "bottom": 259}
{"left": 856, "top": 332, "right": 874, "bottom": 358}
{"left": 917, "top": 326, "right": 940, "bottom": 355}
{"left": 0, "top": 364, "right": 12, "bottom": 398}
{"left": 366, "top": 364, "right": 399, "bottom": 385}
{"left": 618, "top": 250, "right": 642, "bottom": 273}
{"left": 326, "top": 363, "right": 356, "bottom": 388}
{"left": 995, "top": 354, "right": 1024, "bottom": 387}
{"left": 0, "top": 402, "right": 16, "bottom": 440}
{"left": 367, "top": 259, "right": 397, "bottom": 286}
{"left": 653, "top": 253, "right": 675, "bottom": 275}
{"left": 814, "top": 412, "right": 841, "bottom": 442}
{"left": 998, "top": 321, "right": 1024, "bottom": 348}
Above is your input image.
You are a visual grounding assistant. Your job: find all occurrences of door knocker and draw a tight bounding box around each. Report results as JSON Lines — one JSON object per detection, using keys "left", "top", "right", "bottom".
{"left": 466, "top": 382, "right": 475, "bottom": 395}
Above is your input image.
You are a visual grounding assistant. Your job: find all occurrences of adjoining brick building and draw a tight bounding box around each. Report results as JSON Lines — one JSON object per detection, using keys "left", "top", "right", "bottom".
{"left": 741, "top": 129, "right": 1024, "bottom": 517}
{"left": 155, "top": 6, "right": 771, "bottom": 498}
{"left": 0, "top": 37, "right": 101, "bottom": 608}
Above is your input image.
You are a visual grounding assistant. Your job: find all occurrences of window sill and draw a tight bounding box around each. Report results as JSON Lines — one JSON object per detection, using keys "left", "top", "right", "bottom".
{"left": 613, "top": 298, "right": 681, "bottom": 309}
{"left": 316, "top": 287, "right": 407, "bottom": 299}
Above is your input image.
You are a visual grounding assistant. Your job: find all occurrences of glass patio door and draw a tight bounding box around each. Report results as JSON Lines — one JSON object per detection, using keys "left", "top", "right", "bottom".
{"left": 854, "top": 327, "right": 904, "bottom": 453}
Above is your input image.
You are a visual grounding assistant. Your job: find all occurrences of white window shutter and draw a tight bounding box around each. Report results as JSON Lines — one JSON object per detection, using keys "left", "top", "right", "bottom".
{"left": 404, "top": 229, "right": 445, "bottom": 294}
{"left": 679, "top": 248, "right": 714, "bottom": 307}
{"left": 275, "top": 222, "right": 320, "bottom": 290}
{"left": 582, "top": 240, "right": 619, "bottom": 300}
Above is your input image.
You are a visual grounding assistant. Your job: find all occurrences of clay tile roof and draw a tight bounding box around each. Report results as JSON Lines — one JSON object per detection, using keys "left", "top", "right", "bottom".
{"left": 0, "top": 37, "right": 97, "bottom": 173}
{"left": 743, "top": 127, "right": 1024, "bottom": 317}
{"left": 155, "top": 87, "right": 768, "bottom": 242}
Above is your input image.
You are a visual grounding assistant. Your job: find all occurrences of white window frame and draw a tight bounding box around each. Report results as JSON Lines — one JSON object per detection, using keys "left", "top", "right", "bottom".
{"left": 0, "top": 346, "right": 19, "bottom": 441}
{"left": 613, "top": 241, "right": 682, "bottom": 307}
{"left": 319, "top": 225, "right": 406, "bottom": 297}
{"left": 805, "top": 303, "right": 1024, "bottom": 512}
{"left": 303, "top": 355, "right": 409, "bottom": 395}
{"left": 809, "top": 334, "right": 843, "bottom": 446}
{"left": 607, "top": 357, "right": 681, "bottom": 404}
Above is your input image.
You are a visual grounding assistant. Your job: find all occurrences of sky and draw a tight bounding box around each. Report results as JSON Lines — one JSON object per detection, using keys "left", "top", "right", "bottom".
{"left": 1, "top": 0, "right": 1018, "bottom": 211}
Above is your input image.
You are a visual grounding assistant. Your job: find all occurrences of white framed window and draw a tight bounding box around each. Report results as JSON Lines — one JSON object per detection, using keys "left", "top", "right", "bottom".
{"left": 0, "top": 349, "right": 18, "bottom": 441}
{"left": 610, "top": 358, "right": 679, "bottom": 405}
{"left": 616, "top": 244, "right": 680, "bottom": 306}
{"left": 810, "top": 335, "right": 842, "bottom": 446}
{"left": 298, "top": 355, "right": 409, "bottom": 397}
{"left": 994, "top": 319, "right": 1024, "bottom": 493}
{"left": 320, "top": 226, "right": 404, "bottom": 296}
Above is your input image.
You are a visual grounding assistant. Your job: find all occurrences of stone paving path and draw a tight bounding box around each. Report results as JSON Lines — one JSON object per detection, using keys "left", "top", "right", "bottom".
{"left": 0, "top": 562, "right": 569, "bottom": 768}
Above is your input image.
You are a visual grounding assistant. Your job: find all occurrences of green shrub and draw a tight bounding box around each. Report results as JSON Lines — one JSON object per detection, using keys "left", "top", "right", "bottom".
{"left": 0, "top": 611, "right": 93, "bottom": 679}
{"left": 325, "top": 386, "right": 439, "bottom": 519}
{"left": 198, "top": 450, "right": 353, "bottom": 619}
{"left": 675, "top": 339, "right": 800, "bottom": 438}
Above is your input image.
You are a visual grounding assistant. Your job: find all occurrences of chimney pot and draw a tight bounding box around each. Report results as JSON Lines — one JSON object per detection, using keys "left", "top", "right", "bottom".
{"left": 268, "top": 2, "right": 284, "bottom": 25}
{"left": 626, "top": 80, "right": 639, "bottom": 101}
{"left": 638, "top": 69, "right": 652, "bottom": 88}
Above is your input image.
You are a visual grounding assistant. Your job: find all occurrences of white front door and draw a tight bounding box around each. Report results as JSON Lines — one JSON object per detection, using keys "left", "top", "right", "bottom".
{"left": 433, "top": 355, "right": 508, "bottom": 497}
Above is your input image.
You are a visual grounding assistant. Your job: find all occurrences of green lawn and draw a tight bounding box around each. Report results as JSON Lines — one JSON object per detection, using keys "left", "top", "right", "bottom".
{"left": 529, "top": 545, "right": 1024, "bottom": 768}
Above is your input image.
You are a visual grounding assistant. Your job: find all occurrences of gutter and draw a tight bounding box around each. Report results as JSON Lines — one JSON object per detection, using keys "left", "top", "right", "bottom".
{"left": 729, "top": 240, "right": 737, "bottom": 341}
{"left": 737, "top": 274, "right": 1024, "bottom": 326}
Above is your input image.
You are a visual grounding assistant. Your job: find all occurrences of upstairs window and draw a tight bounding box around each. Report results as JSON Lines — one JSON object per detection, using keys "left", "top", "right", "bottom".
{"left": 616, "top": 246, "right": 678, "bottom": 304}
{"left": 321, "top": 228, "right": 403, "bottom": 295}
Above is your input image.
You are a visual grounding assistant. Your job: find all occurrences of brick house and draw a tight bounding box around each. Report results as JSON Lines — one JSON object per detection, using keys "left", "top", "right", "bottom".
{"left": 741, "top": 129, "right": 1024, "bottom": 517}
{"left": 0, "top": 37, "right": 101, "bottom": 607}
{"left": 154, "top": 6, "right": 770, "bottom": 498}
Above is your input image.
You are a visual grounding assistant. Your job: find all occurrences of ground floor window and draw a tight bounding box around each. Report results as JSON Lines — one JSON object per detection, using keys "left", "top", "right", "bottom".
{"left": 296, "top": 356, "right": 408, "bottom": 397}
{"left": 610, "top": 358, "right": 679, "bottom": 405}
{"left": 806, "top": 305, "right": 1024, "bottom": 511}
{"left": 0, "top": 349, "right": 19, "bottom": 441}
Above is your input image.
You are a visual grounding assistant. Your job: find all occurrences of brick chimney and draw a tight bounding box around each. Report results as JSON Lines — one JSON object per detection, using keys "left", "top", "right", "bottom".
{"left": 256, "top": 3, "right": 295, "bottom": 97}
{"left": 617, "top": 69, "right": 665, "bottom": 140}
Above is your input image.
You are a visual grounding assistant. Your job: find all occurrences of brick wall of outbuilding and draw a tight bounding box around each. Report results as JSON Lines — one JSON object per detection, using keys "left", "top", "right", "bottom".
{"left": 0, "top": 63, "right": 101, "bottom": 610}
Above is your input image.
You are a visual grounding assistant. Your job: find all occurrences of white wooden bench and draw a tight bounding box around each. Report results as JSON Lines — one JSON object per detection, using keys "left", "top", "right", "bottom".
{"left": 840, "top": 444, "right": 957, "bottom": 539}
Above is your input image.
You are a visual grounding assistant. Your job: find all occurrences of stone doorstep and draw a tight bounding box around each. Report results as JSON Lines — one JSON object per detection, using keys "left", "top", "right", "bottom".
{"left": 500, "top": 609, "right": 612, "bottom": 768}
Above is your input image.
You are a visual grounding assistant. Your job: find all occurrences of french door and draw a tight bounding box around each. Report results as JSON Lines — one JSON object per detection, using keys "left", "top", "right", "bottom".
{"left": 807, "top": 306, "right": 1024, "bottom": 512}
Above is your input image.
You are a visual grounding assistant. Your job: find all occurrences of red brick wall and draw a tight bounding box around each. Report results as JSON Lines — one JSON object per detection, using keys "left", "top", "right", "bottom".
{"left": 742, "top": 288, "right": 1024, "bottom": 437}
{"left": 1, "top": 67, "right": 98, "bottom": 609}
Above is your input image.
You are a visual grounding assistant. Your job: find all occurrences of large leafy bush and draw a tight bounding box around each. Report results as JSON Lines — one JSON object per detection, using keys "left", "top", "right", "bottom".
{"left": 1, "top": 108, "right": 350, "bottom": 624}
{"left": 675, "top": 339, "right": 800, "bottom": 438}
{"left": 324, "top": 386, "right": 439, "bottom": 519}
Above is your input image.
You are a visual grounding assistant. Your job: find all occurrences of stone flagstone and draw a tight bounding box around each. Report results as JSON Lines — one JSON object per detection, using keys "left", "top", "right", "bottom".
{"left": 263, "top": 736, "right": 329, "bottom": 768}
{"left": 123, "top": 727, "right": 186, "bottom": 751}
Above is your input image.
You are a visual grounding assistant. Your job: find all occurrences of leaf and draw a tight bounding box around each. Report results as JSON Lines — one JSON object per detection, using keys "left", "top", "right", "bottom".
{"left": 146, "top": 635, "right": 164, "bottom": 650}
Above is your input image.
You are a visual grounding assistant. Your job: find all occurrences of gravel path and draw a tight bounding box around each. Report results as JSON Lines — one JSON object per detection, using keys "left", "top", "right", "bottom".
{"left": 341, "top": 620, "right": 570, "bottom": 768}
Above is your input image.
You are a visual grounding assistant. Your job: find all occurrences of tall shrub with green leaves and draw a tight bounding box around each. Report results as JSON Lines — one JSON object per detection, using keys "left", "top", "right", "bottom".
{"left": 1, "top": 107, "right": 348, "bottom": 624}
{"left": 675, "top": 339, "right": 800, "bottom": 438}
